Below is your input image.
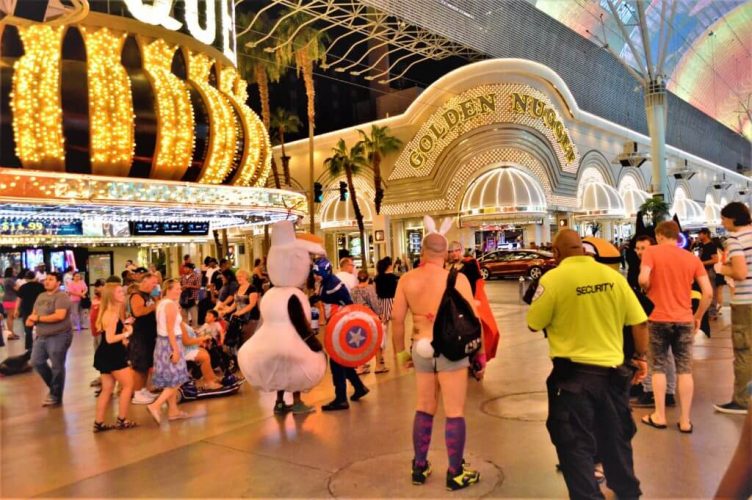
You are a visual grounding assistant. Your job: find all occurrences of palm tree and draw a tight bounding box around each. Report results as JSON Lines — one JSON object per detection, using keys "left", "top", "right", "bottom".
{"left": 237, "top": 11, "right": 285, "bottom": 188}
{"left": 357, "top": 124, "right": 403, "bottom": 214}
{"left": 277, "top": 12, "right": 328, "bottom": 233}
{"left": 324, "top": 139, "right": 369, "bottom": 271}
{"left": 270, "top": 107, "right": 302, "bottom": 186}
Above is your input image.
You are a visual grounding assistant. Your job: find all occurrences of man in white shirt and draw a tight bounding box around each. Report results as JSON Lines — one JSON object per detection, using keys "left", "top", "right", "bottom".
{"left": 335, "top": 257, "right": 358, "bottom": 290}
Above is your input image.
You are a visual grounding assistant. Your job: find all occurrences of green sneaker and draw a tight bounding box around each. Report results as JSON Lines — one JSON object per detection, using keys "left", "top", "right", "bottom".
{"left": 290, "top": 402, "right": 315, "bottom": 415}
{"left": 446, "top": 464, "right": 480, "bottom": 491}
{"left": 411, "top": 460, "right": 431, "bottom": 485}
{"left": 273, "top": 402, "right": 292, "bottom": 414}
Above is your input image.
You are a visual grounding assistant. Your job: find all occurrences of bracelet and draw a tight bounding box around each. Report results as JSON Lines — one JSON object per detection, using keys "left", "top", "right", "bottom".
{"left": 632, "top": 353, "right": 647, "bottom": 361}
{"left": 396, "top": 350, "right": 411, "bottom": 364}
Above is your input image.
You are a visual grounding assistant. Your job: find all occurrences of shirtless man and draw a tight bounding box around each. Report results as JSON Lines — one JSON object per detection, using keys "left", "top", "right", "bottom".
{"left": 392, "top": 231, "right": 484, "bottom": 491}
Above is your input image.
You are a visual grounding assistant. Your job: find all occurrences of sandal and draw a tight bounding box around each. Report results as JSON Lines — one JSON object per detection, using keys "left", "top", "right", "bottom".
{"left": 375, "top": 364, "right": 389, "bottom": 374}
{"left": 93, "top": 421, "right": 115, "bottom": 433}
{"left": 116, "top": 417, "right": 138, "bottom": 430}
{"left": 7, "top": 333, "right": 20, "bottom": 340}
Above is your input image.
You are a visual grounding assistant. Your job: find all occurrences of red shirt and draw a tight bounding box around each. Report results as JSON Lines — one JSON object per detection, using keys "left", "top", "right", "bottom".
{"left": 641, "top": 244, "right": 706, "bottom": 323}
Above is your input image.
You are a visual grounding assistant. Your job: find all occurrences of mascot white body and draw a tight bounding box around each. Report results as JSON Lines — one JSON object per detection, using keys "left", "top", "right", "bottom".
{"left": 237, "top": 221, "right": 327, "bottom": 392}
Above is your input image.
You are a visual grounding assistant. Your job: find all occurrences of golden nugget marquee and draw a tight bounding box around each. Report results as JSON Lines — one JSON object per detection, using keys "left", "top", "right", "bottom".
{"left": 0, "top": 0, "right": 304, "bottom": 245}
{"left": 276, "top": 59, "right": 750, "bottom": 264}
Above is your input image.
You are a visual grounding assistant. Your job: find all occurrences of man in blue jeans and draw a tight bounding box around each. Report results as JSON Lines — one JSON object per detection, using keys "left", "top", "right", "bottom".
{"left": 26, "top": 272, "right": 72, "bottom": 407}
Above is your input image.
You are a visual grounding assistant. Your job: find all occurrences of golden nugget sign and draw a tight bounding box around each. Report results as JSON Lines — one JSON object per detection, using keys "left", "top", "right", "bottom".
{"left": 510, "top": 93, "right": 576, "bottom": 163}
{"left": 406, "top": 85, "right": 577, "bottom": 171}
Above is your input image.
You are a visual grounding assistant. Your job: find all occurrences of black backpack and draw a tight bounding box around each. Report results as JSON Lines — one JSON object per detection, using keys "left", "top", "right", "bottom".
{"left": 431, "top": 268, "right": 482, "bottom": 361}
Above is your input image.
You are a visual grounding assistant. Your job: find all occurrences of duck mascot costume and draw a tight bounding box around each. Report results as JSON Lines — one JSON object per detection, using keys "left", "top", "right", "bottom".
{"left": 238, "top": 221, "right": 327, "bottom": 393}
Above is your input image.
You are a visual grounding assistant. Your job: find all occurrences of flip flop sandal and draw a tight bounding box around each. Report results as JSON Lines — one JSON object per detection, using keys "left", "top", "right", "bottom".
{"left": 677, "top": 422, "right": 693, "bottom": 434}
{"left": 146, "top": 405, "right": 161, "bottom": 425}
{"left": 641, "top": 415, "right": 667, "bottom": 429}
{"left": 116, "top": 417, "right": 138, "bottom": 430}
{"left": 93, "top": 421, "right": 115, "bottom": 433}
{"left": 168, "top": 410, "right": 206, "bottom": 421}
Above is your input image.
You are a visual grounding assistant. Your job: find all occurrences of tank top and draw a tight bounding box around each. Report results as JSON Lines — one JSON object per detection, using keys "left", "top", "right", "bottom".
{"left": 131, "top": 290, "right": 157, "bottom": 339}
{"left": 156, "top": 298, "right": 182, "bottom": 337}
{"left": 234, "top": 284, "right": 260, "bottom": 321}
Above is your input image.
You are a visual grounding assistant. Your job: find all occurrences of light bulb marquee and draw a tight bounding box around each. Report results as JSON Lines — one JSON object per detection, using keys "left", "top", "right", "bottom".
{"left": 10, "top": 25, "right": 66, "bottom": 170}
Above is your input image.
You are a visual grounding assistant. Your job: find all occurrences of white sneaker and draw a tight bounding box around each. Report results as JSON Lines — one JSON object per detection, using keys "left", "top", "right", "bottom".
{"left": 131, "top": 389, "right": 157, "bottom": 405}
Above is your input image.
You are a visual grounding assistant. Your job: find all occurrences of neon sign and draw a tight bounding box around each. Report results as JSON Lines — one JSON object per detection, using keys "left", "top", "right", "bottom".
{"left": 123, "top": 0, "right": 236, "bottom": 64}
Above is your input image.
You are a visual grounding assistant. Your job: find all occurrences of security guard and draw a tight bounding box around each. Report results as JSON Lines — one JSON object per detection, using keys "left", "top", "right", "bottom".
{"left": 527, "top": 230, "right": 649, "bottom": 499}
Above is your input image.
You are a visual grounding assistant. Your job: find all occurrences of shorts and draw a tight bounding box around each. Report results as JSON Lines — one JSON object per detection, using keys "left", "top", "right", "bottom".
{"left": 411, "top": 342, "right": 470, "bottom": 373}
{"left": 3, "top": 301, "right": 15, "bottom": 311}
{"left": 184, "top": 349, "right": 199, "bottom": 362}
{"left": 128, "top": 331, "right": 157, "bottom": 373}
{"left": 648, "top": 321, "right": 694, "bottom": 374}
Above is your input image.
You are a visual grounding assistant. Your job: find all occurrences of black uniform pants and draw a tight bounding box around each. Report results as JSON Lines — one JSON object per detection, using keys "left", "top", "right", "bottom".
{"left": 330, "top": 358, "right": 365, "bottom": 403}
{"left": 546, "top": 360, "right": 641, "bottom": 500}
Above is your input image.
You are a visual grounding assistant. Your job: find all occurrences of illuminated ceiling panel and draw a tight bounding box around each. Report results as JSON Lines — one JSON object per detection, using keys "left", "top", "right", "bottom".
{"left": 532, "top": 0, "right": 751, "bottom": 139}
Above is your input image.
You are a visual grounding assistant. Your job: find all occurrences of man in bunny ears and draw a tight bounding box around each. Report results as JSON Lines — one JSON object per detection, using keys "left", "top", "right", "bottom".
{"left": 392, "top": 215, "right": 484, "bottom": 491}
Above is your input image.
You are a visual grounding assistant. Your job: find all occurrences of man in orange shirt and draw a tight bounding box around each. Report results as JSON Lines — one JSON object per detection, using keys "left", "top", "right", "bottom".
{"left": 638, "top": 221, "right": 713, "bottom": 432}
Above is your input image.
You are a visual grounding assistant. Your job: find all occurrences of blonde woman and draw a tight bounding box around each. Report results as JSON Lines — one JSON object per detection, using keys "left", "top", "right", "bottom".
{"left": 92, "top": 283, "right": 137, "bottom": 432}
{"left": 146, "top": 279, "right": 194, "bottom": 423}
{"left": 224, "top": 269, "right": 260, "bottom": 343}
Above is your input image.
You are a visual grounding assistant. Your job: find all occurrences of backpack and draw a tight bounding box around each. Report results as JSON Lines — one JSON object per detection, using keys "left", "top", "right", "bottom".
{"left": 431, "top": 268, "right": 482, "bottom": 361}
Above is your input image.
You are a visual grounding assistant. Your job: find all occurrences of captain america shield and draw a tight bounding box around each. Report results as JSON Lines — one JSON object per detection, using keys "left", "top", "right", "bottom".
{"left": 325, "top": 305, "right": 383, "bottom": 367}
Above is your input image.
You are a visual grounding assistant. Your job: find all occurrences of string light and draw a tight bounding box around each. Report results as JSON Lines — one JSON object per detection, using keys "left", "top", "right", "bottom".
{"left": 81, "top": 27, "right": 135, "bottom": 175}
{"left": 218, "top": 66, "right": 271, "bottom": 186}
{"left": 10, "top": 25, "right": 65, "bottom": 169}
{"left": 187, "top": 52, "right": 236, "bottom": 184}
{"left": 142, "top": 39, "right": 195, "bottom": 180}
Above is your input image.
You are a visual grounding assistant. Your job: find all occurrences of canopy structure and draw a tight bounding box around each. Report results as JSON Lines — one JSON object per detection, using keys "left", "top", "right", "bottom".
{"left": 672, "top": 192, "right": 706, "bottom": 228}
{"left": 459, "top": 166, "right": 547, "bottom": 226}
{"left": 622, "top": 188, "right": 651, "bottom": 218}
{"left": 576, "top": 181, "right": 626, "bottom": 220}
{"left": 320, "top": 195, "right": 374, "bottom": 230}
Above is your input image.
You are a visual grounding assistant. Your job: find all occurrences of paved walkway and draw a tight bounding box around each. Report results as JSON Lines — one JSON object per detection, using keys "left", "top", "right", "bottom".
{"left": 0, "top": 281, "right": 743, "bottom": 498}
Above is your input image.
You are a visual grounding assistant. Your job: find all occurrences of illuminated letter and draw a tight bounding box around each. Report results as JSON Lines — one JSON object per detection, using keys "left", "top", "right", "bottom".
{"left": 442, "top": 108, "right": 461, "bottom": 130}
{"left": 459, "top": 99, "right": 477, "bottom": 121}
{"left": 511, "top": 93, "right": 527, "bottom": 114}
{"left": 220, "top": 0, "right": 237, "bottom": 65}
{"left": 544, "top": 109, "right": 556, "bottom": 128}
{"left": 184, "top": 0, "right": 216, "bottom": 46}
{"left": 554, "top": 122, "right": 566, "bottom": 142}
{"left": 478, "top": 94, "right": 496, "bottom": 114}
{"left": 123, "top": 0, "right": 181, "bottom": 31}
{"left": 429, "top": 122, "right": 447, "bottom": 141}
{"left": 409, "top": 150, "right": 424, "bottom": 168}
{"left": 531, "top": 98, "right": 545, "bottom": 118}
{"left": 419, "top": 135, "right": 434, "bottom": 153}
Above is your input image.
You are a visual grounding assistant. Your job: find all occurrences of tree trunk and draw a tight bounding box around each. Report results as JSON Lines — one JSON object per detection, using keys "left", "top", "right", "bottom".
{"left": 270, "top": 156, "right": 281, "bottom": 189}
{"left": 255, "top": 64, "right": 271, "bottom": 130}
{"left": 212, "top": 229, "right": 223, "bottom": 257}
{"left": 345, "top": 165, "right": 368, "bottom": 272}
{"left": 281, "top": 155, "right": 291, "bottom": 186}
{"left": 373, "top": 153, "right": 383, "bottom": 214}
{"left": 300, "top": 53, "right": 316, "bottom": 234}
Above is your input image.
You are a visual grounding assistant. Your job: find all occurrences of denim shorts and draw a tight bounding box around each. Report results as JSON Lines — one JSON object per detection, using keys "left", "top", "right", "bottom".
{"left": 648, "top": 322, "right": 694, "bottom": 374}
{"left": 411, "top": 342, "right": 470, "bottom": 373}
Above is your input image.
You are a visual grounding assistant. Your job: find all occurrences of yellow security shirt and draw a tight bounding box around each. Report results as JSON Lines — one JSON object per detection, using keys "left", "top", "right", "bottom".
{"left": 527, "top": 256, "right": 648, "bottom": 367}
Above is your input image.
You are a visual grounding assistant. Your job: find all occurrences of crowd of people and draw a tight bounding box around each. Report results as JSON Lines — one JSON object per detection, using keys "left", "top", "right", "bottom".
{"left": 0, "top": 200, "right": 750, "bottom": 497}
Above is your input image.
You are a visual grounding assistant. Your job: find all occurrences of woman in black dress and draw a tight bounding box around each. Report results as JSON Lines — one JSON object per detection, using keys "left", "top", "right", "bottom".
{"left": 93, "top": 283, "right": 138, "bottom": 432}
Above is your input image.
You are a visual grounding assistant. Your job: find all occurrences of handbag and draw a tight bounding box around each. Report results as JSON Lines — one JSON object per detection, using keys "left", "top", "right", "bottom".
{"left": 431, "top": 268, "right": 482, "bottom": 361}
{"left": 80, "top": 295, "right": 92, "bottom": 309}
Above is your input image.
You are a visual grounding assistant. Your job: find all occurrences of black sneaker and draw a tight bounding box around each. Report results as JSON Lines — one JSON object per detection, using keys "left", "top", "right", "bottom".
{"left": 631, "top": 392, "right": 654, "bottom": 408}
{"left": 411, "top": 460, "right": 431, "bottom": 485}
{"left": 665, "top": 394, "right": 676, "bottom": 407}
{"left": 273, "top": 402, "right": 293, "bottom": 414}
{"left": 446, "top": 464, "right": 480, "bottom": 491}
{"left": 713, "top": 402, "right": 748, "bottom": 415}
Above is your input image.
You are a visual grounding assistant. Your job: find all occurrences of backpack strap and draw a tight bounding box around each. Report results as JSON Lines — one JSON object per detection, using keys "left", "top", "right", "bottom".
{"left": 446, "top": 267, "right": 458, "bottom": 290}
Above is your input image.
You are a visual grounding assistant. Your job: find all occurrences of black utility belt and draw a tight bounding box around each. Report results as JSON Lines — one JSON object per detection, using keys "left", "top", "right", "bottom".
{"left": 552, "top": 357, "right": 616, "bottom": 376}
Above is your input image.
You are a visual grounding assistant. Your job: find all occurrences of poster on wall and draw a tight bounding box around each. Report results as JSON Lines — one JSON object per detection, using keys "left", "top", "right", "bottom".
{"left": 88, "top": 253, "right": 113, "bottom": 284}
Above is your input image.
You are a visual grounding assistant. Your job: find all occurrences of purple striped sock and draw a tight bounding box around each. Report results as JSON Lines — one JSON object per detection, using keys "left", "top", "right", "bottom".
{"left": 445, "top": 416, "right": 466, "bottom": 475}
{"left": 412, "top": 411, "right": 434, "bottom": 467}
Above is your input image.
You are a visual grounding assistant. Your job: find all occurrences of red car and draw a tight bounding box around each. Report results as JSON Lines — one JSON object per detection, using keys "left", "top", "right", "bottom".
{"left": 478, "top": 249, "right": 556, "bottom": 280}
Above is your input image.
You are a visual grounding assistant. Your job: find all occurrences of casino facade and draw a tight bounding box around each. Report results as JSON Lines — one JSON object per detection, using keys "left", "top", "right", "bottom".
{"left": 274, "top": 58, "right": 752, "bottom": 266}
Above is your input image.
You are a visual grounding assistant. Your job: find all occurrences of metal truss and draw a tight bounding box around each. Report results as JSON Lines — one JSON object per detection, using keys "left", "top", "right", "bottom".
{"left": 238, "top": 0, "right": 480, "bottom": 84}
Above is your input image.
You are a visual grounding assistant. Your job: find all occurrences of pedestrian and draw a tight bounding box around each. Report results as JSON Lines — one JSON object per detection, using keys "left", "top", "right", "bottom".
{"left": 351, "top": 268, "right": 383, "bottom": 375}
{"left": 179, "top": 262, "right": 200, "bottom": 327}
{"left": 527, "top": 229, "right": 649, "bottom": 499}
{"left": 714, "top": 202, "right": 752, "bottom": 414}
{"left": 15, "top": 271, "right": 44, "bottom": 352}
{"left": 335, "top": 257, "right": 358, "bottom": 290}
{"left": 92, "top": 283, "right": 138, "bottom": 432}
{"left": 374, "top": 257, "right": 400, "bottom": 373}
{"left": 26, "top": 273, "right": 73, "bottom": 407}
{"left": 128, "top": 273, "right": 159, "bottom": 405}
{"left": 146, "top": 279, "right": 195, "bottom": 423}
{"left": 696, "top": 228, "right": 719, "bottom": 318}
{"left": 639, "top": 221, "right": 713, "bottom": 432}
{"left": 392, "top": 222, "right": 484, "bottom": 491}
{"left": 3, "top": 267, "right": 19, "bottom": 340}
{"left": 66, "top": 272, "right": 88, "bottom": 331}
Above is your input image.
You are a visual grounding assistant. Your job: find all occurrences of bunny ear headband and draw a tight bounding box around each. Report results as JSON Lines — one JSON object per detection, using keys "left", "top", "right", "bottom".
{"left": 423, "top": 215, "right": 453, "bottom": 236}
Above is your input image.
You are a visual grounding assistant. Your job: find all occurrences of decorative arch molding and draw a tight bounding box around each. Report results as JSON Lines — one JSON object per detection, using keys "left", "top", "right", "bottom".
{"left": 617, "top": 168, "right": 648, "bottom": 193}
{"left": 577, "top": 150, "right": 616, "bottom": 187}
{"left": 674, "top": 180, "right": 695, "bottom": 201}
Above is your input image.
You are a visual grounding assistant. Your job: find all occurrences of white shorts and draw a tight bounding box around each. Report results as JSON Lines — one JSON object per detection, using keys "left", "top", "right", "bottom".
{"left": 184, "top": 349, "right": 199, "bottom": 362}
